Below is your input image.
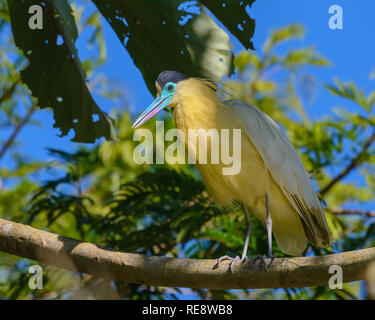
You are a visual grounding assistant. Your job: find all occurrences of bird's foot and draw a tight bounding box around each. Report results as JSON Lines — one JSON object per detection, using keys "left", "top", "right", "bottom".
{"left": 246, "top": 254, "right": 275, "bottom": 271}
{"left": 213, "top": 255, "right": 243, "bottom": 272}
{"left": 213, "top": 254, "right": 275, "bottom": 271}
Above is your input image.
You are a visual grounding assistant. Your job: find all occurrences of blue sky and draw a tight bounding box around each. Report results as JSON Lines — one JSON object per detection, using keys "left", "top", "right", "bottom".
{"left": 2, "top": 0, "right": 375, "bottom": 203}
{"left": 252, "top": 0, "right": 374, "bottom": 112}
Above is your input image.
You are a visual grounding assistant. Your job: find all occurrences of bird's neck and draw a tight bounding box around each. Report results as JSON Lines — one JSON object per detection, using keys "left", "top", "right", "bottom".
{"left": 173, "top": 78, "right": 225, "bottom": 134}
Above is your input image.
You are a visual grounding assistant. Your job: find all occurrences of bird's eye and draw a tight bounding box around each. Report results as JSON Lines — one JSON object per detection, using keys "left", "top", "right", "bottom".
{"left": 167, "top": 84, "right": 174, "bottom": 92}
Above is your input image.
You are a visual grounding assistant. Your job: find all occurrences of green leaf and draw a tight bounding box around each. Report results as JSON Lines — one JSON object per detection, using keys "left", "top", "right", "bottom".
{"left": 92, "top": 0, "right": 234, "bottom": 95}
{"left": 234, "top": 51, "right": 260, "bottom": 72}
{"left": 199, "top": 0, "right": 256, "bottom": 50}
{"left": 7, "top": 0, "right": 116, "bottom": 143}
{"left": 326, "top": 79, "right": 370, "bottom": 112}
{"left": 368, "top": 91, "right": 375, "bottom": 110}
{"left": 283, "top": 47, "right": 331, "bottom": 69}
{"left": 264, "top": 24, "right": 304, "bottom": 54}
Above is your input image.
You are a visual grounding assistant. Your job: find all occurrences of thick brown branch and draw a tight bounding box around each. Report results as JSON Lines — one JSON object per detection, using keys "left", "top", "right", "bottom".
{"left": 0, "top": 218, "right": 374, "bottom": 289}
{"left": 320, "top": 131, "right": 375, "bottom": 196}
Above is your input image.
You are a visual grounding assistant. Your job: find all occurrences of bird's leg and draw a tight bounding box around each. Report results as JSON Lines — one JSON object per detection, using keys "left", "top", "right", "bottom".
{"left": 240, "top": 207, "right": 263, "bottom": 267}
{"left": 266, "top": 193, "right": 272, "bottom": 258}
{"left": 214, "top": 204, "right": 252, "bottom": 271}
{"left": 241, "top": 205, "right": 252, "bottom": 260}
{"left": 260, "top": 193, "right": 275, "bottom": 270}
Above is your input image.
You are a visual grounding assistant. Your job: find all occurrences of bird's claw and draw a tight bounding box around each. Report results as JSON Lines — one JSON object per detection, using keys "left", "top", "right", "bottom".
{"left": 247, "top": 254, "right": 275, "bottom": 271}
{"left": 213, "top": 255, "right": 242, "bottom": 272}
{"left": 214, "top": 254, "right": 275, "bottom": 271}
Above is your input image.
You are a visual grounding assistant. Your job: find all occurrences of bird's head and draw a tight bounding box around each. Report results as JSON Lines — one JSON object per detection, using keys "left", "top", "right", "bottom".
{"left": 132, "top": 70, "right": 188, "bottom": 128}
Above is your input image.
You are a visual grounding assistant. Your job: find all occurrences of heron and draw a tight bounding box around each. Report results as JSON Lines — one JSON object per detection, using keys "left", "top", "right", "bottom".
{"left": 133, "top": 70, "right": 332, "bottom": 269}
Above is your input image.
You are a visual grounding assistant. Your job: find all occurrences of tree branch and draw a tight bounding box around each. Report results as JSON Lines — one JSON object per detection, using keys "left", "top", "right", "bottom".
{"left": 0, "top": 218, "right": 374, "bottom": 289}
{"left": 319, "top": 130, "right": 375, "bottom": 196}
{"left": 0, "top": 106, "right": 35, "bottom": 161}
{"left": 0, "top": 82, "right": 18, "bottom": 105}
{"left": 330, "top": 207, "right": 375, "bottom": 218}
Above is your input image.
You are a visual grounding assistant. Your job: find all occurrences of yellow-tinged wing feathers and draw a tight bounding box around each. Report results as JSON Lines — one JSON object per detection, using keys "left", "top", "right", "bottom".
{"left": 225, "top": 99, "right": 332, "bottom": 248}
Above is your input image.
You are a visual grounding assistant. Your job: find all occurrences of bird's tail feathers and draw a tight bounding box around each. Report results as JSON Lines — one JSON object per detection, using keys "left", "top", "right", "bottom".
{"left": 284, "top": 191, "right": 332, "bottom": 249}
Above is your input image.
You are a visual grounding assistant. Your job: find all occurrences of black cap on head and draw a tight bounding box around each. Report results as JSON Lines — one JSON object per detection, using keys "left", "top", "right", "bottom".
{"left": 156, "top": 70, "right": 188, "bottom": 89}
